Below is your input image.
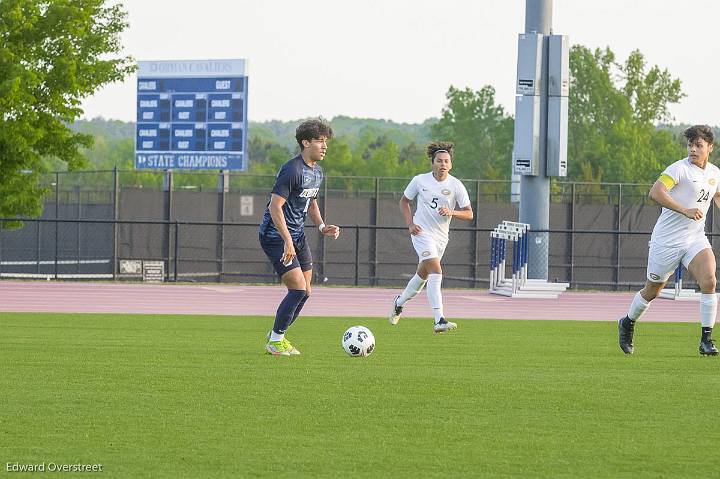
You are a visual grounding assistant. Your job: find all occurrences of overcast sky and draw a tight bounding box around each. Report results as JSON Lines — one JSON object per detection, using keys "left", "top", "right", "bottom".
{"left": 81, "top": 0, "right": 719, "bottom": 126}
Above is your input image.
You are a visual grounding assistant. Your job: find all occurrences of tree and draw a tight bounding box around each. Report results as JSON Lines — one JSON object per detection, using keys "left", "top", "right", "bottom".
{"left": 80, "top": 136, "right": 134, "bottom": 170}
{"left": 398, "top": 141, "right": 427, "bottom": 176}
{"left": 247, "top": 135, "right": 292, "bottom": 175}
{"left": 321, "top": 136, "right": 354, "bottom": 177}
{"left": 568, "top": 46, "right": 686, "bottom": 183}
{"left": 0, "top": 0, "right": 135, "bottom": 218}
{"left": 431, "top": 85, "right": 514, "bottom": 180}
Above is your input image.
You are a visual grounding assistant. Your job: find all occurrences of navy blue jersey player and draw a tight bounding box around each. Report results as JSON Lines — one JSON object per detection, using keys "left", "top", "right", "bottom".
{"left": 259, "top": 118, "right": 340, "bottom": 356}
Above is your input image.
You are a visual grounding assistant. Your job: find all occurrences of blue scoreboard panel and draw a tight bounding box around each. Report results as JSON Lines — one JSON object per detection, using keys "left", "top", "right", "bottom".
{"left": 135, "top": 59, "right": 248, "bottom": 170}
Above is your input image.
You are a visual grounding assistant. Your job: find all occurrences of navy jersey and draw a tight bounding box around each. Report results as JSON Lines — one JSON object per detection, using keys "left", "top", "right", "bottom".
{"left": 259, "top": 155, "right": 324, "bottom": 239}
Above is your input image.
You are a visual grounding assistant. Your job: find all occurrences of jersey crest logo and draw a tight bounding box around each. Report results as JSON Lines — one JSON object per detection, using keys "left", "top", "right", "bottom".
{"left": 441, "top": 189, "right": 451, "bottom": 196}
{"left": 710, "top": 178, "right": 717, "bottom": 186}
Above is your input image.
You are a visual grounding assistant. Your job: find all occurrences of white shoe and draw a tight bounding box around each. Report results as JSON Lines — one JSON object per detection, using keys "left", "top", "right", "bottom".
{"left": 389, "top": 295, "right": 403, "bottom": 325}
{"left": 433, "top": 318, "right": 457, "bottom": 333}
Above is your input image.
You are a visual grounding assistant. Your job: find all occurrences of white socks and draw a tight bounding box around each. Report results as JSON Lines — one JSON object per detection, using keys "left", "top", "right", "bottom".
{"left": 628, "top": 291, "right": 717, "bottom": 328}
{"left": 700, "top": 293, "right": 717, "bottom": 328}
{"left": 397, "top": 274, "right": 427, "bottom": 306}
{"left": 397, "top": 273, "right": 444, "bottom": 323}
{"left": 627, "top": 291, "right": 650, "bottom": 321}
{"left": 427, "top": 274, "right": 444, "bottom": 323}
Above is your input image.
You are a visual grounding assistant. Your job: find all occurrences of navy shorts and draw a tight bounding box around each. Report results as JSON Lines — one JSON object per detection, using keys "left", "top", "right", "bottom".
{"left": 259, "top": 233, "right": 313, "bottom": 277}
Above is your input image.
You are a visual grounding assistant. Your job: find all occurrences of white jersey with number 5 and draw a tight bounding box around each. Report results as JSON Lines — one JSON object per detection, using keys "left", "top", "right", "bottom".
{"left": 651, "top": 157, "right": 720, "bottom": 248}
{"left": 403, "top": 172, "right": 471, "bottom": 241}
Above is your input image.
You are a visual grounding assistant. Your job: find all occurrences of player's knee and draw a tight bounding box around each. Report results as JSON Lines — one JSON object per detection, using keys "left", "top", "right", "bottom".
{"left": 641, "top": 290, "right": 657, "bottom": 302}
{"left": 415, "top": 265, "right": 426, "bottom": 278}
{"left": 641, "top": 284, "right": 661, "bottom": 301}
{"left": 699, "top": 276, "right": 716, "bottom": 293}
{"left": 421, "top": 259, "right": 442, "bottom": 275}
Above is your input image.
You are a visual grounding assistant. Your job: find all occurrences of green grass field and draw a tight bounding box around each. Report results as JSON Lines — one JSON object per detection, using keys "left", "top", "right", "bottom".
{"left": 2, "top": 312, "right": 718, "bottom": 478}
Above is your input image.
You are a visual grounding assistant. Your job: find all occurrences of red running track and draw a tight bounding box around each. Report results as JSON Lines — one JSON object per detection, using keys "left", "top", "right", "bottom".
{"left": 0, "top": 280, "right": 703, "bottom": 323}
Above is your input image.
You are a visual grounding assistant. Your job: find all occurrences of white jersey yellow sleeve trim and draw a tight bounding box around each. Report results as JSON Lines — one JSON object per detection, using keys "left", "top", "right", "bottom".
{"left": 650, "top": 158, "right": 720, "bottom": 248}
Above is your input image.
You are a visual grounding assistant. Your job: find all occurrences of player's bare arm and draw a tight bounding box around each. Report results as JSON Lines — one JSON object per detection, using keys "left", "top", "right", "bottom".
{"left": 268, "top": 193, "right": 297, "bottom": 263}
{"left": 308, "top": 199, "right": 340, "bottom": 239}
{"left": 649, "top": 180, "right": 703, "bottom": 220}
{"left": 399, "top": 195, "right": 421, "bottom": 235}
{"left": 438, "top": 205, "right": 473, "bottom": 221}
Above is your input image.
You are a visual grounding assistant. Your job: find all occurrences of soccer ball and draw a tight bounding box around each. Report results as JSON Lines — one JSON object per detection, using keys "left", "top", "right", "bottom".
{"left": 342, "top": 326, "right": 375, "bottom": 357}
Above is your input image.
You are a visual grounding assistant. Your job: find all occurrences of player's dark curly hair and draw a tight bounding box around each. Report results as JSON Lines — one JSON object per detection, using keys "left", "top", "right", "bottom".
{"left": 295, "top": 118, "right": 334, "bottom": 150}
{"left": 684, "top": 125, "right": 714, "bottom": 145}
{"left": 427, "top": 141, "right": 454, "bottom": 163}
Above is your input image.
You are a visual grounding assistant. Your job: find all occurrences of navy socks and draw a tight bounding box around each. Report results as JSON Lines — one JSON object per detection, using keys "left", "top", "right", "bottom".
{"left": 288, "top": 293, "right": 310, "bottom": 328}
{"left": 272, "top": 289, "right": 307, "bottom": 335}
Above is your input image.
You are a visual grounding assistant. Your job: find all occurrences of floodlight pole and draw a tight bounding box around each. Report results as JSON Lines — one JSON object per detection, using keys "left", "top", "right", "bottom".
{"left": 519, "top": 0, "right": 552, "bottom": 279}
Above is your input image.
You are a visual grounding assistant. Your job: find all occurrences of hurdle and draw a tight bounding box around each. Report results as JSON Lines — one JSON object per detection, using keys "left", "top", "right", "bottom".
{"left": 489, "top": 223, "right": 562, "bottom": 298}
{"left": 499, "top": 221, "right": 569, "bottom": 293}
{"left": 658, "top": 264, "right": 701, "bottom": 301}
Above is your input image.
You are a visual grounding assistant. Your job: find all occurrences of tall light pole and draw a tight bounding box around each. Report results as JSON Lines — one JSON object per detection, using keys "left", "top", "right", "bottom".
{"left": 513, "top": 0, "right": 568, "bottom": 279}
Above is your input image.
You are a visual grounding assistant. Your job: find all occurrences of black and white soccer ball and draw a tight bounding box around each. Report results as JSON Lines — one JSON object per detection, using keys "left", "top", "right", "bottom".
{"left": 342, "top": 326, "right": 375, "bottom": 357}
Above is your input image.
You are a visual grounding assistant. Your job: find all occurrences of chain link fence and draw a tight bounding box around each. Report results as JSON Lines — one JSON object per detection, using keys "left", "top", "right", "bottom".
{"left": 2, "top": 169, "right": 718, "bottom": 289}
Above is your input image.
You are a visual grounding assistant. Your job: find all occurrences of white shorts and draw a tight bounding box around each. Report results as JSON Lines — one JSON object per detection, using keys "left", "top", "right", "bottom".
{"left": 410, "top": 233, "right": 448, "bottom": 262}
{"left": 646, "top": 238, "right": 711, "bottom": 283}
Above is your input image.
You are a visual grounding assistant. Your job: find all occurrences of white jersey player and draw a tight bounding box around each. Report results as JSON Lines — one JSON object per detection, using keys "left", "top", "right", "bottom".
{"left": 389, "top": 141, "right": 473, "bottom": 333}
{"left": 619, "top": 125, "right": 720, "bottom": 356}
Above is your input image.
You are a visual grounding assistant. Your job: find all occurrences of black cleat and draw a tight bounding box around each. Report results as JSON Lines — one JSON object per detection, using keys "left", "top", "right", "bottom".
{"left": 618, "top": 316, "right": 635, "bottom": 355}
{"left": 699, "top": 338, "right": 719, "bottom": 356}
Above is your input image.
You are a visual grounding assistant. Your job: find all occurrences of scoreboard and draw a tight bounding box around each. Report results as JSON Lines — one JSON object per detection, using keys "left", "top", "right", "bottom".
{"left": 135, "top": 59, "right": 248, "bottom": 170}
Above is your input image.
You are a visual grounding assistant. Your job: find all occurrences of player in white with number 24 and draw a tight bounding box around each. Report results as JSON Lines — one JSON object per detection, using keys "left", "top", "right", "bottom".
{"left": 619, "top": 125, "right": 720, "bottom": 356}
{"left": 389, "top": 141, "right": 473, "bottom": 333}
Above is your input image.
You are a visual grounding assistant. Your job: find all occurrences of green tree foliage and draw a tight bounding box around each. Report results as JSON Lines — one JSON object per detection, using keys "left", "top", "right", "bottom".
{"left": 81, "top": 137, "right": 134, "bottom": 170}
{"left": 65, "top": 118, "right": 135, "bottom": 172}
{"left": 74, "top": 118, "right": 135, "bottom": 140}
{"left": 65, "top": 43, "right": 698, "bottom": 191}
{"left": 568, "top": 46, "right": 686, "bottom": 183}
{"left": 250, "top": 131, "right": 428, "bottom": 180}
{"left": 0, "top": 0, "right": 134, "bottom": 218}
{"left": 430, "top": 85, "right": 514, "bottom": 180}
{"left": 240, "top": 134, "right": 292, "bottom": 190}
{"left": 247, "top": 135, "right": 292, "bottom": 175}
{"left": 398, "top": 141, "right": 428, "bottom": 175}
{"left": 257, "top": 116, "right": 436, "bottom": 152}
{"left": 321, "top": 136, "right": 354, "bottom": 176}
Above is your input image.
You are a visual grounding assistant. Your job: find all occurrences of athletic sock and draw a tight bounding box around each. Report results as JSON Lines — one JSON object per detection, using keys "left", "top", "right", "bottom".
{"left": 427, "top": 273, "right": 444, "bottom": 323}
{"left": 700, "top": 293, "right": 717, "bottom": 329}
{"left": 397, "top": 274, "right": 427, "bottom": 306}
{"left": 288, "top": 292, "right": 310, "bottom": 328}
{"left": 627, "top": 291, "right": 650, "bottom": 321}
{"left": 271, "top": 289, "right": 306, "bottom": 340}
